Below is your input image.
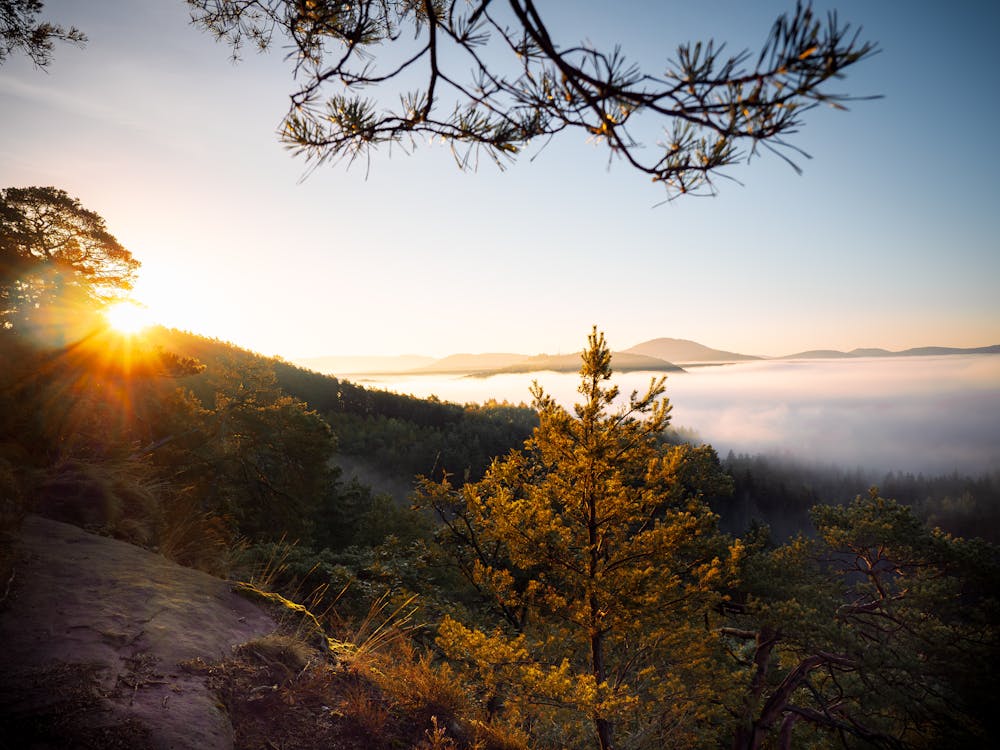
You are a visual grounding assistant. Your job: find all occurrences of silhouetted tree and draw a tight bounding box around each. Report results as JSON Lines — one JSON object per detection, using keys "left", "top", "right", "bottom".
{"left": 0, "top": 1, "right": 85, "bottom": 67}
{"left": 0, "top": 186, "right": 139, "bottom": 337}
{"left": 189, "top": 1, "right": 876, "bottom": 197}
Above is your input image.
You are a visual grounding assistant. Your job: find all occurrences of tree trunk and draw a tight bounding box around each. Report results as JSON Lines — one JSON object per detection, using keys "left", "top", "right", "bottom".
{"left": 731, "top": 626, "right": 777, "bottom": 750}
{"left": 591, "top": 625, "right": 613, "bottom": 750}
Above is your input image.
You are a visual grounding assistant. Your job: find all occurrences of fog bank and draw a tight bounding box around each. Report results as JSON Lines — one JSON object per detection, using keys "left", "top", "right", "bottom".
{"left": 356, "top": 355, "right": 1000, "bottom": 476}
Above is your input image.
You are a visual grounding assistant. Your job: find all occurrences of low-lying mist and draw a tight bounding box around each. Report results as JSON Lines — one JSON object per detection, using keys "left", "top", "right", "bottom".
{"left": 358, "top": 355, "right": 1000, "bottom": 476}
{"left": 668, "top": 356, "right": 1000, "bottom": 475}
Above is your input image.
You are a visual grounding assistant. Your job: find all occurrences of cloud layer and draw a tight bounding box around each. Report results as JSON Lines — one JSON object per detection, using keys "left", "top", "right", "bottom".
{"left": 362, "top": 355, "right": 1000, "bottom": 476}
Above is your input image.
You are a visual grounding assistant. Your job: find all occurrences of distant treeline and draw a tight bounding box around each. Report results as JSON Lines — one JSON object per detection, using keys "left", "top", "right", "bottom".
{"left": 720, "top": 452, "right": 1000, "bottom": 542}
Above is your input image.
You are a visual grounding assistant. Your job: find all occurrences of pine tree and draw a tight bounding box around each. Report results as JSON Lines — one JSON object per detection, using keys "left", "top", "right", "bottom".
{"left": 722, "top": 490, "right": 1000, "bottom": 749}
{"left": 420, "top": 328, "right": 738, "bottom": 749}
{"left": 189, "top": 1, "right": 876, "bottom": 199}
{"left": 0, "top": 1, "right": 85, "bottom": 68}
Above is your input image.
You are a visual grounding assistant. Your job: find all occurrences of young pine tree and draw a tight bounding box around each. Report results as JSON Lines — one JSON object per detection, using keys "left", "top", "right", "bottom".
{"left": 420, "top": 328, "right": 738, "bottom": 750}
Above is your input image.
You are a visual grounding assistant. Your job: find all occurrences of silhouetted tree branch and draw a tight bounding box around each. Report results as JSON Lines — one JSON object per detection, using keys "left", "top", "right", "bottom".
{"left": 188, "top": 0, "right": 877, "bottom": 197}
{"left": 0, "top": 0, "right": 85, "bottom": 68}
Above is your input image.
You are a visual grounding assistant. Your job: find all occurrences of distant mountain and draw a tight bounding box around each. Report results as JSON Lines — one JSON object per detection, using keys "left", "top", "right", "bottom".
{"left": 781, "top": 345, "right": 1000, "bottom": 360}
{"left": 483, "top": 351, "right": 684, "bottom": 376}
{"left": 415, "top": 353, "right": 527, "bottom": 374}
{"left": 896, "top": 345, "right": 1000, "bottom": 356}
{"left": 294, "top": 341, "right": 1000, "bottom": 376}
{"left": 625, "top": 337, "right": 759, "bottom": 363}
{"left": 848, "top": 348, "right": 893, "bottom": 357}
{"left": 291, "top": 349, "right": 683, "bottom": 377}
{"left": 294, "top": 354, "right": 435, "bottom": 374}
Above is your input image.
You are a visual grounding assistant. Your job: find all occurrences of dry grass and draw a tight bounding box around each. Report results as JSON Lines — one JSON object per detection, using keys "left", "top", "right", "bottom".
{"left": 24, "top": 456, "right": 238, "bottom": 576}
{"left": 204, "top": 585, "right": 530, "bottom": 750}
{"left": 235, "top": 633, "right": 315, "bottom": 679}
{"left": 337, "top": 678, "right": 395, "bottom": 741}
{"left": 240, "top": 535, "right": 299, "bottom": 592}
{"left": 417, "top": 716, "right": 462, "bottom": 750}
{"left": 233, "top": 536, "right": 342, "bottom": 618}
{"left": 155, "top": 488, "right": 235, "bottom": 576}
{"left": 232, "top": 542, "right": 424, "bottom": 668}
{"left": 33, "top": 457, "right": 160, "bottom": 545}
{"left": 208, "top": 640, "right": 531, "bottom": 750}
{"left": 366, "top": 640, "right": 468, "bottom": 722}
{"left": 339, "top": 589, "right": 419, "bottom": 666}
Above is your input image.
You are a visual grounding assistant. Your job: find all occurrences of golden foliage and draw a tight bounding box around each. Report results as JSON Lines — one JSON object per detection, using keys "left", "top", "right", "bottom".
{"left": 425, "top": 329, "right": 738, "bottom": 748}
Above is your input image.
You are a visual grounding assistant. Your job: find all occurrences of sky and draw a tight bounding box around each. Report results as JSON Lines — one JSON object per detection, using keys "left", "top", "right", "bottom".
{"left": 2, "top": 0, "right": 999, "bottom": 360}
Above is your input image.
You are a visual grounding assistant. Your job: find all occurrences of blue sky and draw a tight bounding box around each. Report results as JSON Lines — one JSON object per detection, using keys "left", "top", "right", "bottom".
{"left": 2, "top": 1, "right": 998, "bottom": 358}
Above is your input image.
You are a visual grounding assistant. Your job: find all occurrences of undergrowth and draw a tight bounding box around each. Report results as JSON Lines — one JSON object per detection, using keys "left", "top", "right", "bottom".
{"left": 216, "top": 570, "right": 530, "bottom": 750}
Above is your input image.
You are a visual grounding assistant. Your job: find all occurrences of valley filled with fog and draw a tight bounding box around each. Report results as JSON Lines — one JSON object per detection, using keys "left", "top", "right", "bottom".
{"left": 356, "top": 355, "right": 1000, "bottom": 476}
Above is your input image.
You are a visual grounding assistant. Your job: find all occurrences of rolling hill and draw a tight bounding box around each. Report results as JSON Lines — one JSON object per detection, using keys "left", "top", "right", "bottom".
{"left": 291, "top": 339, "right": 1000, "bottom": 377}
{"left": 624, "top": 337, "right": 759, "bottom": 363}
{"left": 481, "top": 351, "right": 684, "bottom": 376}
{"left": 781, "top": 344, "right": 1000, "bottom": 360}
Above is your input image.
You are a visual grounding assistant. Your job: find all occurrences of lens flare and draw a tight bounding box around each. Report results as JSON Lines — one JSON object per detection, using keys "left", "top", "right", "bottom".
{"left": 104, "top": 301, "right": 153, "bottom": 334}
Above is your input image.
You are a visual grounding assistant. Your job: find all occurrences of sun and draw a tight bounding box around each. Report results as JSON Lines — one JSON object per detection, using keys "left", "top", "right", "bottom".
{"left": 104, "top": 300, "right": 154, "bottom": 334}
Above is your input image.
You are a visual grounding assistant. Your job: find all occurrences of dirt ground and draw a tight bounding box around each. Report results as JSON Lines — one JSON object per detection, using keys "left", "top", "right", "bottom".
{"left": 0, "top": 515, "right": 278, "bottom": 750}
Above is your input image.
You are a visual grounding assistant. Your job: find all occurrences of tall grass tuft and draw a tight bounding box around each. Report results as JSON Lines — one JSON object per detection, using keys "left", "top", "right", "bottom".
{"left": 155, "top": 487, "right": 235, "bottom": 576}
{"left": 341, "top": 590, "right": 419, "bottom": 668}
{"left": 33, "top": 457, "right": 160, "bottom": 545}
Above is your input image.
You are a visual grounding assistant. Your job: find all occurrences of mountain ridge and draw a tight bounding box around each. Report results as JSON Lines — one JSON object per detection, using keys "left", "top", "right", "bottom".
{"left": 292, "top": 340, "right": 1000, "bottom": 376}
{"left": 474, "top": 351, "right": 685, "bottom": 376}
{"left": 780, "top": 344, "right": 1000, "bottom": 360}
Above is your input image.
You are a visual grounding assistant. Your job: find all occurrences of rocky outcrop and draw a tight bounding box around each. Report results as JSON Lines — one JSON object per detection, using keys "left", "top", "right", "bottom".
{"left": 0, "top": 516, "right": 276, "bottom": 749}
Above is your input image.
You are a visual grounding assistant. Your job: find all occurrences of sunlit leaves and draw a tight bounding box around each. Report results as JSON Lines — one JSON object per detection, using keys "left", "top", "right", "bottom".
{"left": 419, "top": 329, "right": 737, "bottom": 747}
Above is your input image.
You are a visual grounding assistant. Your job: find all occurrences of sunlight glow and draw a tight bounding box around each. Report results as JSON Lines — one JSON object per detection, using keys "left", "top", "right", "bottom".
{"left": 104, "top": 300, "right": 154, "bottom": 335}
